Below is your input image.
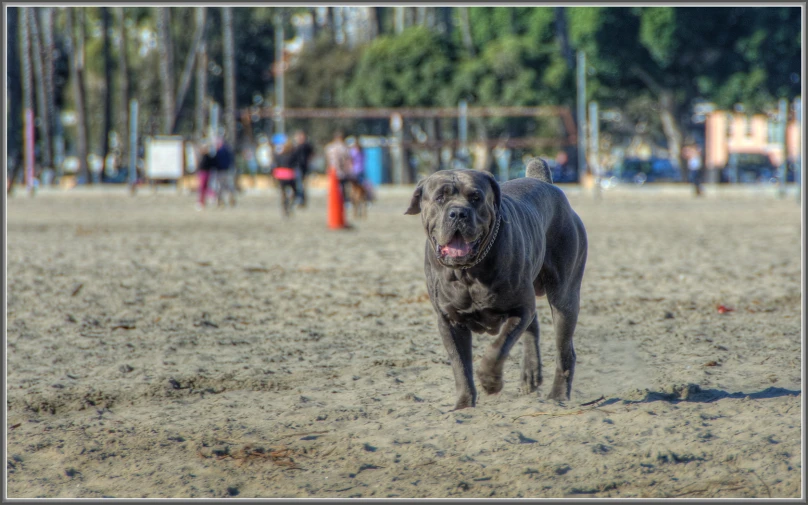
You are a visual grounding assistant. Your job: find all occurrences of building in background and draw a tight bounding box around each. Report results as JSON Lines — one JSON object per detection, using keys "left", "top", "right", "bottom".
{"left": 704, "top": 106, "right": 801, "bottom": 181}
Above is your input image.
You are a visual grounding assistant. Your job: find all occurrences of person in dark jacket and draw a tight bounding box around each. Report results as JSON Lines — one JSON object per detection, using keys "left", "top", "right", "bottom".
{"left": 289, "top": 129, "right": 314, "bottom": 207}
{"left": 213, "top": 135, "right": 237, "bottom": 207}
{"left": 272, "top": 140, "right": 298, "bottom": 217}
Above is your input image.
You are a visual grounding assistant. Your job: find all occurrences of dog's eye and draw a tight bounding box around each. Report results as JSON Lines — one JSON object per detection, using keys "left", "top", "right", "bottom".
{"left": 435, "top": 194, "right": 445, "bottom": 204}
{"left": 469, "top": 192, "right": 480, "bottom": 203}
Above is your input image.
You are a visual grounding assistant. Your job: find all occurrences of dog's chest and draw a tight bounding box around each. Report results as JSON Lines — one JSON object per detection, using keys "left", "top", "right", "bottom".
{"left": 439, "top": 283, "right": 506, "bottom": 335}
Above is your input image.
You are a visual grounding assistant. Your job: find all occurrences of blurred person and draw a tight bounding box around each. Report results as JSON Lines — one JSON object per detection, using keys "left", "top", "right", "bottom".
{"left": 685, "top": 144, "right": 703, "bottom": 196}
{"left": 290, "top": 129, "right": 314, "bottom": 207}
{"left": 213, "top": 134, "right": 237, "bottom": 207}
{"left": 346, "top": 136, "right": 365, "bottom": 183}
{"left": 243, "top": 146, "right": 258, "bottom": 178}
{"left": 345, "top": 136, "right": 374, "bottom": 218}
{"left": 324, "top": 130, "right": 353, "bottom": 207}
{"left": 195, "top": 140, "right": 217, "bottom": 211}
{"left": 271, "top": 139, "right": 298, "bottom": 217}
{"left": 256, "top": 134, "right": 274, "bottom": 174}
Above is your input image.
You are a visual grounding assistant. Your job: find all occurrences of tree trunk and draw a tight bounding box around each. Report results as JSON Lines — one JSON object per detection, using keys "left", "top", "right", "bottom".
{"left": 8, "top": 7, "right": 23, "bottom": 193}
{"left": 66, "top": 8, "right": 89, "bottom": 183}
{"left": 172, "top": 7, "right": 206, "bottom": 134}
{"left": 101, "top": 7, "right": 113, "bottom": 162}
{"left": 456, "top": 8, "right": 487, "bottom": 167}
{"left": 195, "top": 21, "right": 207, "bottom": 142}
{"left": 156, "top": 7, "right": 175, "bottom": 135}
{"left": 404, "top": 7, "right": 415, "bottom": 28}
{"left": 658, "top": 91, "right": 684, "bottom": 176}
{"left": 415, "top": 7, "right": 426, "bottom": 26}
{"left": 458, "top": 7, "right": 475, "bottom": 57}
{"left": 20, "top": 7, "right": 36, "bottom": 190}
{"left": 222, "top": 6, "right": 236, "bottom": 146}
{"left": 436, "top": 7, "right": 452, "bottom": 36}
{"left": 630, "top": 65, "right": 685, "bottom": 176}
{"left": 554, "top": 7, "right": 574, "bottom": 70}
{"left": 41, "top": 8, "right": 62, "bottom": 174}
{"left": 373, "top": 7, "right": 384, "bottom": 37}
{"left": 394, "top": 7, "right": 404, "bottom": 34}
{"left": 116, "top": 7, "right": 130, "bottom": 165}
{"left": 28, "top": 8, "right": 53, "bottom": 172}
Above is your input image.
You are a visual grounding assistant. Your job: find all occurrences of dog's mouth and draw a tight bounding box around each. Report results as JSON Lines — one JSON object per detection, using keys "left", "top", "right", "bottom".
{"left": 435, "top": 232, "right": 480, "bottom": 260}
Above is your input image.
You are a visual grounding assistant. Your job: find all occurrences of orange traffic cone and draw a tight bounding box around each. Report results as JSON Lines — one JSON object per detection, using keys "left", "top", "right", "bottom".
{"left": 327, "top": 167, "right": 346, "bottom": 229}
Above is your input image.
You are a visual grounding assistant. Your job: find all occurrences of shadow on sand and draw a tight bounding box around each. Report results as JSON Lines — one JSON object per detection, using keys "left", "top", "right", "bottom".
{"left": 601, "top": 384, "right": 801, "bottom": 406}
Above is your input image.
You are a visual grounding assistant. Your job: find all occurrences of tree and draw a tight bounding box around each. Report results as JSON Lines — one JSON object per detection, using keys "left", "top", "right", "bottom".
{"left": 41, "top": 8, "right": 59, "bottom": 171}
{"left": 171, "top": 7, "right": 206, "bottom": 134}
{"left": 20, "top": 7, "right": 36, "bottom": 189}
{"left": 195, "top": 8, "right": 207, "bottom": 141}
{"left": 7, "top": 8, "right": 23, "bottom": 193}
{"left": 222, "top": 6, "right": 236, "bottom": 144}
{"left": 65, "top": 8, "right": 89, "bottom": 182}
{"left": 116, "top": 7, "right": 130, "bottom": 165}
{"left": 345, "top": 27, "right": 454, "bottom": 108}
{"left": 567, "top": 7, "right": 801, "bottom": 174}
{"left": 156, "top": 7, "right": 174, "bottom": 134}
{"left": 101, "top": 7, "right": 113, "bottom": 162}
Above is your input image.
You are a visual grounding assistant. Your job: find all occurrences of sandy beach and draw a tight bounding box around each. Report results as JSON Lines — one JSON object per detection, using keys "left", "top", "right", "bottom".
{"left": 6, "top": 182, "right": 802, "bottom": 498}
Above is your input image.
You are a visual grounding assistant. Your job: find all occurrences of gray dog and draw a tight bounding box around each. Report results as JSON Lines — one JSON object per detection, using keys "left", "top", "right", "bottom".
{"left": 405, "top": 159, "right": 587, "bottom": 410}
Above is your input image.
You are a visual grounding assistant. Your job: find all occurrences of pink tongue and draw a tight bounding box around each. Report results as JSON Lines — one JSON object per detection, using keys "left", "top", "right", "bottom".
{"left": 441, "top": 236, "right": 471, "bottom": 258}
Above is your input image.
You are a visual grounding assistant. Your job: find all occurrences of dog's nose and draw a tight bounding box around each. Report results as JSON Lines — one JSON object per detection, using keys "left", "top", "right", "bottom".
{"left": 448, "top": 207, "right": 469, "bottom": 221}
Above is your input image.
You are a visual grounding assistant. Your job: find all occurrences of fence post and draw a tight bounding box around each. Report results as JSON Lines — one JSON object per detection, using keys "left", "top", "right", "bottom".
{"left": 129, "top": 99, "right": 138, "bottom": 192}
{"left": 25, "top": 109, "right": 35, "bottom": 195}
{"left": 778, "top": 98, "right": 788, "bottom": 198}
{"left": 589, "top": 101, "right": 600, "bottom": 199}
{"left": 458, "top": 99, "right": 468, "bottom": 165}
{"left": 577, "top": 50, "right": 588, "bottom": 183}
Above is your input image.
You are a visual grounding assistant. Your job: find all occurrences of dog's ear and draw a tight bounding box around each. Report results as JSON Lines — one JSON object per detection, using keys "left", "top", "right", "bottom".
{"left": 479, "top": 170, "right": 501, "bottom": 212}
{"left": 404, "top": 179, "right": 425, "bottom": 215}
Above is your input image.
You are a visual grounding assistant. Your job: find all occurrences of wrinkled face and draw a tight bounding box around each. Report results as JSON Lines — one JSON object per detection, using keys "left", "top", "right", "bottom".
{"left": 405, "top": 170, "right": 500, "bottom": 268}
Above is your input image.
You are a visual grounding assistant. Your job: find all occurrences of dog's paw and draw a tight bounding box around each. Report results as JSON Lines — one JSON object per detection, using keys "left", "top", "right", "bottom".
{"left": 547, "top": 385, "right": 570, "bottom": 401}
{"left": 477, "top": 368, "right": 503, "bottom": 395}
{"left": 520, "top": 369, "right": 542, "bottom": 395}
{"left": 452, "top": 392, "right": 476, "bottom": 410}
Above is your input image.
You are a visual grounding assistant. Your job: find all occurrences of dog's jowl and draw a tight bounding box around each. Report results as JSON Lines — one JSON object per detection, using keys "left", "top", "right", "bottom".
{"left": 405, "top": 159, "right": 587, "bottom": 410}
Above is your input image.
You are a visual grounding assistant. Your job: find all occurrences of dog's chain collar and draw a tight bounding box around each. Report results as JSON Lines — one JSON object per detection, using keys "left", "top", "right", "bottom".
{"left": 459, "top": 212, "right": 502, "bottom": 270}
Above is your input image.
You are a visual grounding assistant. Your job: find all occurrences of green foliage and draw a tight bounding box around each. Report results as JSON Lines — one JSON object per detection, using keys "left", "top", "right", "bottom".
{"left": 38, "top": 6, "right": 802, "bottom": 156}
{"left": 343, "top": 27, "right": 454, "bottom": 107}
{"left": 638, "top": 7, "right": 677, "bottom": 67}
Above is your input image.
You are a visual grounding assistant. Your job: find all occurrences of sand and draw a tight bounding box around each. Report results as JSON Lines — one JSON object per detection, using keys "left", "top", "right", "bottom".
{"left": 6, "top": 182, "right": 802, "bottom": 498}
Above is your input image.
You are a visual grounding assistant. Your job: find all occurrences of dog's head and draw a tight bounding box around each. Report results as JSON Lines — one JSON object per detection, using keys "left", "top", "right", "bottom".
{"left": 405, "top": 169, "right": 501, "bottom": 268}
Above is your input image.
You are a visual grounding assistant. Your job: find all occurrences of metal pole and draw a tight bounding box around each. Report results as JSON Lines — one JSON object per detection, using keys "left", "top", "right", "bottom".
{"left": 390, "top": 113, "right": 403, "bottom": 185}
{"left": 25, "top": 109, "right": 35, "bottom": 195}
{"left": 129, "top": 99, "right": 138, "bottom": 189}
{"left": 274, "top": 14, "right": 285, "bottom": 136}
{"left": 210, "top": 101, "right": 219, "bottom": 146}
{"left": 576, "top": 50, "right": 587, "bottom": 184}
{"left": 589, "top": 101, "right": 600, "bottom": 199}
{"left": 778, "top": 98, "right": 788, "bottom": 198}
{"left": 458, "top": 99, "right": 468, "bottom": 164}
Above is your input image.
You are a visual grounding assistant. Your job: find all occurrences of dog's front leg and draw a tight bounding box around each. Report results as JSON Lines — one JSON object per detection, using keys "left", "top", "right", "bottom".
{"left": 477, "top": 310, "right": 533, "bottom": 395}
{"left": 437, "top": 315, "right": 476, "bottom": 410}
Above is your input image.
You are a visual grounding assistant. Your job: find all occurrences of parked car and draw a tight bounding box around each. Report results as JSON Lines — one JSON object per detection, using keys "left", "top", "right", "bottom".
{"left": 611, "top": 157, "right": 683, "bottom": 185}
{"left": 720, "top": 153, "right": 777, "bottom": 183}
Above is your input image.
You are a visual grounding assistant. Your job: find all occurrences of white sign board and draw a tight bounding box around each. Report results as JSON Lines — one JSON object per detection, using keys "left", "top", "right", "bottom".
{"left": 145, "top": 136, "right": 185, "bottom": 180}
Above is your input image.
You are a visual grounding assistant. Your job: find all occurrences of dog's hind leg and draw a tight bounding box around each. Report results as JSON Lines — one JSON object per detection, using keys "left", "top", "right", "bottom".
{"left": 546, "top": 291, "right": 579, "bottom": 401}
{"left": 520, "top": 313, "right": 542, "bottom": 395}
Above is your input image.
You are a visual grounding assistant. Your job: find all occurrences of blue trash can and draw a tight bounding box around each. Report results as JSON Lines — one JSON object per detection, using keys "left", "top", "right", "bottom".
{"left": 360, "top": 136, "right": 383, "bottom": 186}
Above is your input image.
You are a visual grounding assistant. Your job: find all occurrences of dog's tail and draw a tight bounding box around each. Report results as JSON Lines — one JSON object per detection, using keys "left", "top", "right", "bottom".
{"left": 525, "top": 157, "right": 553, "bottom": 184}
